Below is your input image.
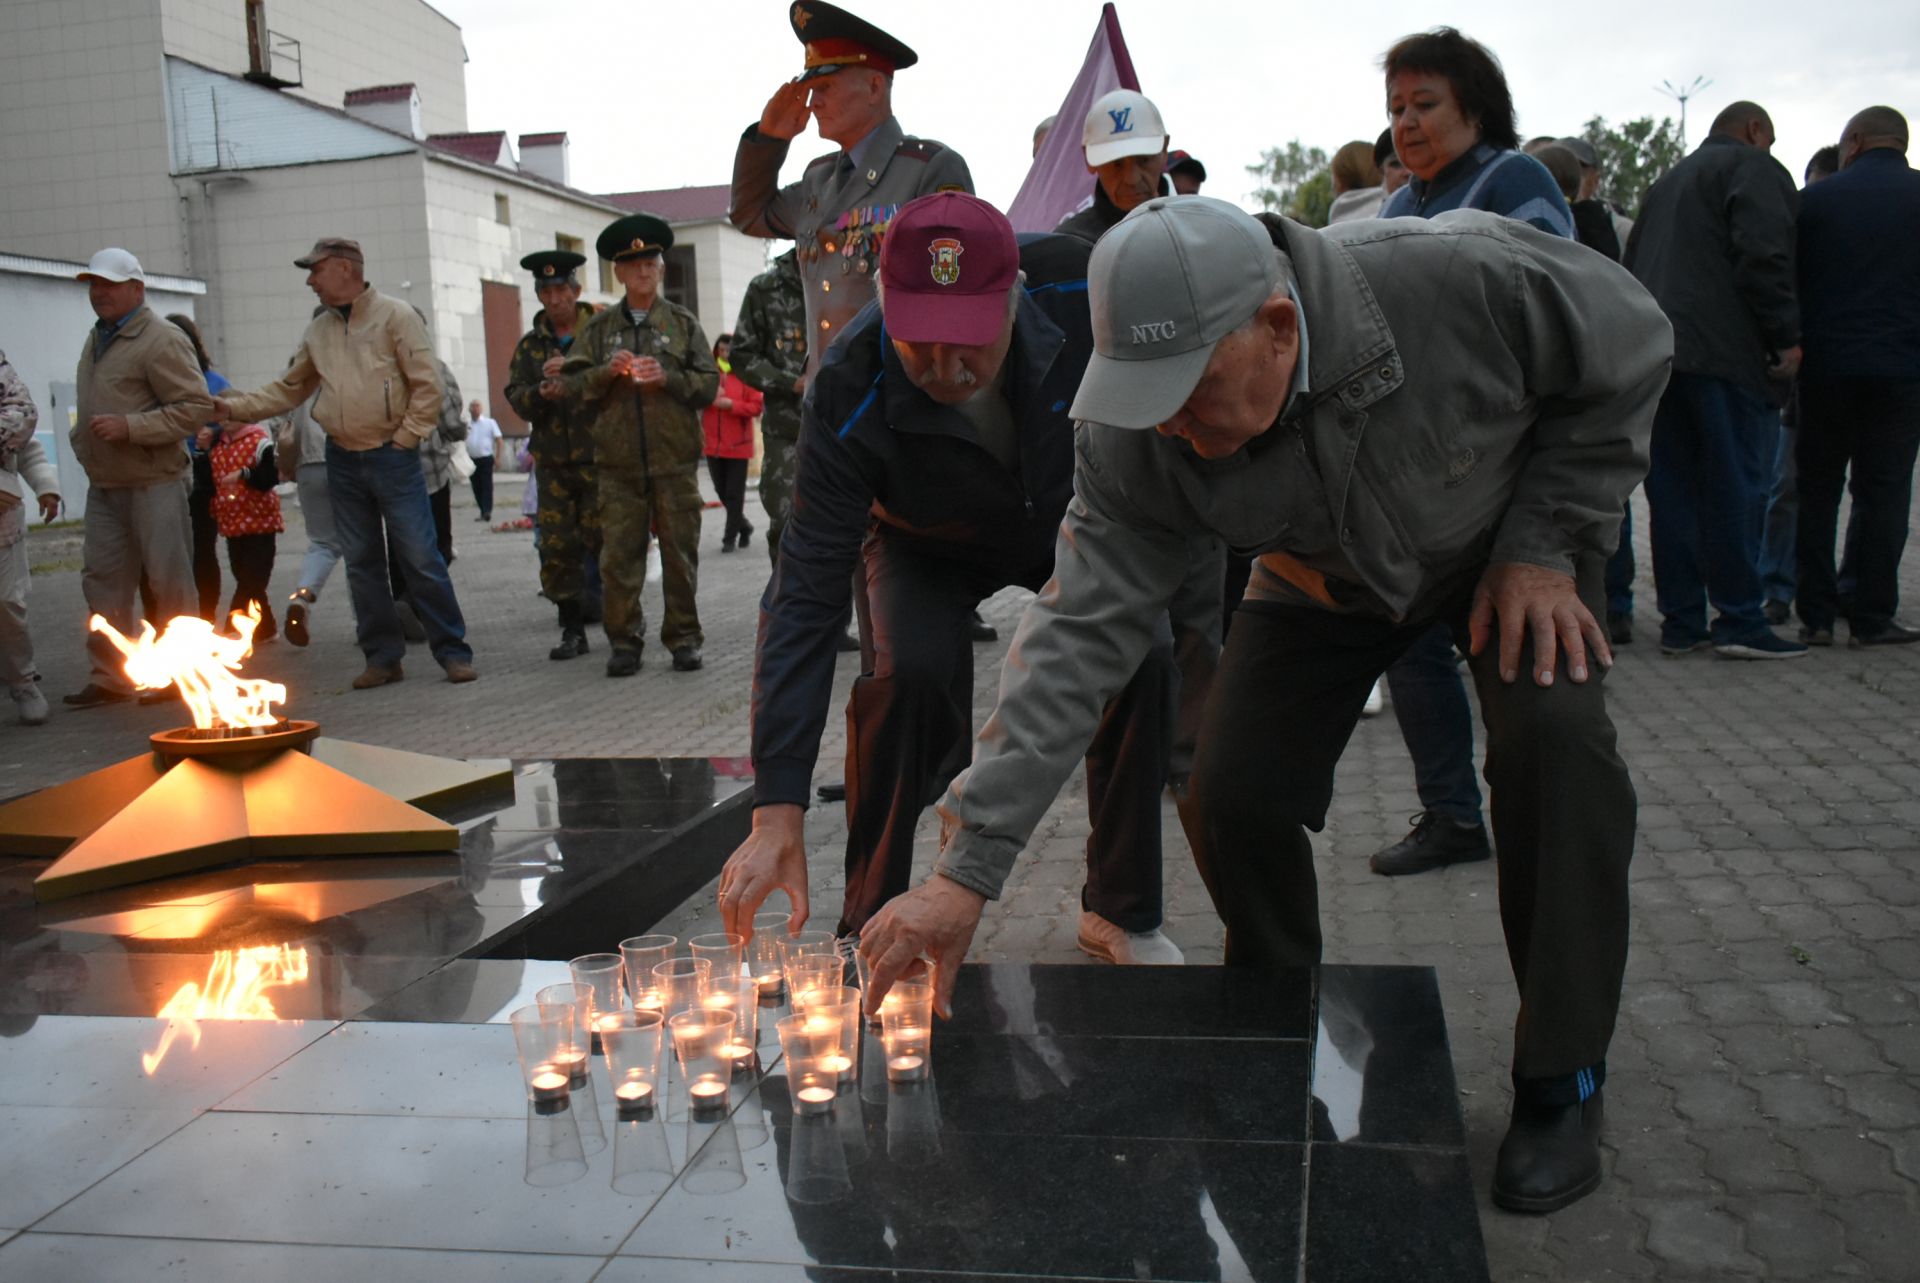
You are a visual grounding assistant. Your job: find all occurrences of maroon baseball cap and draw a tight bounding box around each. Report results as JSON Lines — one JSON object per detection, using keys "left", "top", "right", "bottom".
{"left": 878, "top": 192, "right": 1018, "bottom": 345}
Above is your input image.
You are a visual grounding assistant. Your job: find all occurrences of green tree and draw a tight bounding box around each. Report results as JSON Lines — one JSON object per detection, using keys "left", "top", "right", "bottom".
{"left": 1247, "top": 140, "right": 1332, "bottom": 227}
{"left": 1581, "top": 115, "right": 1686, "bottom": 219}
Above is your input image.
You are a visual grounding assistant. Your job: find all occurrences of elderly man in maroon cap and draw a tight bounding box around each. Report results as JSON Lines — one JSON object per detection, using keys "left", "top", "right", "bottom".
{"left": 717, "top": 192, "right": 1186, "bottom": 967}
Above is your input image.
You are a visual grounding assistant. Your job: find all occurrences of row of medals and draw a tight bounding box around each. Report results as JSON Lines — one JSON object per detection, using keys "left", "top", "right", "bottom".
{"left": 803, "top": 204, "right": 899, "bottom": 276}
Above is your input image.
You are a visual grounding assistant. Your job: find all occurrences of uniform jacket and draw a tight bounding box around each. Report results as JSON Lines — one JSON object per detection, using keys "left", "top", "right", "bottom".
{"left": 1795, "top": 148, "right": 1920, "bottom": 382}
{"left": 71, "top": 305, "right": 213, "bottom": 488}
{"left": 929, "top": 211, "right": 1673, "bottom": 902}
{"left": 208, "top": 422, "right": 283, "bottom": 539}
{"left": 730, "top": 115, "right": 972, "bottom": 376}
{"left": 749, "top": 234, "right": 1096, "bottom": 808}
{"left": 565, "top": 296, "right": 718, "bottom": 477}
{"left": 702, "top": 366, "right": 763, "bottom": 459}
{"left": 729, "top": 250, "right": 807, "bottom": 443}
{"left": 1, "top": 350, "right": 53, "bottom": 548}
{"left": 1626, "top": 134, "right": 1800, "bottom": 403}
{"left": 223, "top": 287, "right": 443, "bottom": 451}
{"left": 505, "top": 302, "right": 598, "bottom": 470}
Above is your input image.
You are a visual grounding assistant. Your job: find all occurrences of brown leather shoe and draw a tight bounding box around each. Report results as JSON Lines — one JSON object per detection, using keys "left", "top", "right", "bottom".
{"left": 351, "top": 663, "right": 404, "bottom": 690}
{"left": 443, "top": 660, "right": 479, "bottom": 684}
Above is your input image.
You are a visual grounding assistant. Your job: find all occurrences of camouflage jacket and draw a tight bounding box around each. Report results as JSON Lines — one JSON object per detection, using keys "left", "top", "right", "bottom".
{"left": 503, "top": 302, "right": 597, "bottom": 470}
{"left": 565, "top": 296, "right": 718, "bottom": 477}
{"left": 729, "top": 250, "right": 807, "bottom": 442}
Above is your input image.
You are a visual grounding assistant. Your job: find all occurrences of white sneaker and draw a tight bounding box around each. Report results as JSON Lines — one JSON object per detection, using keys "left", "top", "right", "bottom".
{"left": 1076, "top": 910, "right": 1185, "bottom": 965}
{"left": 11, "top": 683, "right": 49, "bottom": 726}
{"left": 1362, "top": 678, "right": 1385, "bottom": 718}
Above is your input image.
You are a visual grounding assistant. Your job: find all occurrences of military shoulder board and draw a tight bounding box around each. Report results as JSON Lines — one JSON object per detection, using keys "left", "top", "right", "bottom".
{"left": 894, "top": 138, "right": 946, "bottom": 162}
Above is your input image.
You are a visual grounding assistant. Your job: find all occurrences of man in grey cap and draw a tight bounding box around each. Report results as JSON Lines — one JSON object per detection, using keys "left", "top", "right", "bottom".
{"left": 860, "top": 196, "right": 1673, "bottom": 1215}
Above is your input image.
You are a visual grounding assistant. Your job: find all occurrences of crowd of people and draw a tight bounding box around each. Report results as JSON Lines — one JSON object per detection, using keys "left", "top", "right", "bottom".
{"left": 0, "top": 0, "right": 1913, "bottom": 1224}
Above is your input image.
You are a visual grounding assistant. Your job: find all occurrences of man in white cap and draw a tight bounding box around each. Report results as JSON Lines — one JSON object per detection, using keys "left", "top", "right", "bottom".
{"left": 63, "top": 248, "right": 213, "bottom": 708}
{"left": 861, "top": 196, "right": 1674, "bottom": 1215}
{"left": 1054, "top": 88, "right": 1170, "bottom": 244}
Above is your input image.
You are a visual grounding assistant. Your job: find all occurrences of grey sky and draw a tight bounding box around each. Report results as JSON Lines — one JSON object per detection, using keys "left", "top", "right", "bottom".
{"left": 436, "top": 0, "right": 1918, "bottom": 213}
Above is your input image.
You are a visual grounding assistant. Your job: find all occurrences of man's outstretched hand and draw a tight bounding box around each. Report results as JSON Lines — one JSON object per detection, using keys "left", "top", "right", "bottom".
{"left": 717, "top": 803, "right": 810, "bottom": 941}
{"left": 1468, "top": 561, "right": 1611, "bottom": 687}
{"left": 859, "top": 874, "right": 986, "bottom": 1021}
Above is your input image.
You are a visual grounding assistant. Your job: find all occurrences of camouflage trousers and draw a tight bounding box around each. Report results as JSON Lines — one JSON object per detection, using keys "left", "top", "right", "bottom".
{"left": 758, "top": 432, "right": 799, "bottom": 566}
{"left": 535, "top": 462, "right": 601, "bottom": 605}
{"left": 598, "top": 466, "right": 703, "bottom": 654}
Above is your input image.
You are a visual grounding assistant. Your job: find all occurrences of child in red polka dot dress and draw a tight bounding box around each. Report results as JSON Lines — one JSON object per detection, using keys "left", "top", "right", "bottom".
{"left": 203, "top": 421, "right": 284, "bottom": 641}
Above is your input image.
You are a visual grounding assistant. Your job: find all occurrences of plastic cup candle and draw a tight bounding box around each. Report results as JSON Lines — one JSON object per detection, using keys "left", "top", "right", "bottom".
{"left": 778, "top": 1012, "right": 840, "bottom": 1117}
{"left": 600, "top": 1010, "right": 665, "bottom": 1118}
{"left": 511, "top": 1002, "right": 580, "bottom": 1111}
{"left": 799, "top": 986, "right": 862, "bottom": 1082}
{"left": 530, "top": 1066, "right": 570, "bottom": 1102}
{"left": 619, "top": 934, "right": 677, "bottom": 1005}
{"left": 688, "top": 1074, "right": 730, "bottom": 1114}
{"left": 750, "top": 912, "right": 791, "bottom": 1002}
{"left": 884, "top": 1052, "right": 927, "bottom": 1082}
{"left": 689, "top": 932, "right": 746, "bottom": 982}
{"left": 880, "top": 976, "right": 934, "bottom": 1082}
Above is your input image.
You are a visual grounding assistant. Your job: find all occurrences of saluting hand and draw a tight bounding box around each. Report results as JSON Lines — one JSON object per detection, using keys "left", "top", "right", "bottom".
{"left": 759, "top": 80, "right": 811, "bottom": 141}
{"left": 1468, "top": 561, "right": 1610, "bottom": 688}
{"left": 716, "top": 803, "right": 811, "bottom": 942}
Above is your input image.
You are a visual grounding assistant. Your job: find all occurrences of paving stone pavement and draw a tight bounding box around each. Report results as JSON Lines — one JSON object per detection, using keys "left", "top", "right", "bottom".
{"left": 8, "top": 471, "right": 1918, "bottom": 1281}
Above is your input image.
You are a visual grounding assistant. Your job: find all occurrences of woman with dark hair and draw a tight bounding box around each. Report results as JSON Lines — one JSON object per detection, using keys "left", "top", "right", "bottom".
{"left": 702, "top": 333, "right": 763, "bottom": 552}
{"left": 167, "top": 313, "right": 228, "bottom": 622}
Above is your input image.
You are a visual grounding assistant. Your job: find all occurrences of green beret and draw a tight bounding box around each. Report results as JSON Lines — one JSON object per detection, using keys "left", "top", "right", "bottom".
{"left": 597, "top": 213, "right": 673, "bottom": 262}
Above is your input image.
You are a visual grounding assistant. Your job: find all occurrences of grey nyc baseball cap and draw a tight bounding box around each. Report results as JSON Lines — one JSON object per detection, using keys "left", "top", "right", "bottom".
{"left": 1070, "top": 195, "right": 1282, "bottom": 428}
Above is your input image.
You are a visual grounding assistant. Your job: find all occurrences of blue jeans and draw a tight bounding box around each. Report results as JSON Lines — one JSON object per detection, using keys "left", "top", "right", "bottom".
{"left": 1757, "top": 416, "right": 1796, "bottom": 606}
{"left": 326, "top": 439, "right": 471, "bottom": 667}
{"left": 1385, "top": 623, "right": 1483, "bottom": 826}
{"left": 1645, "top": 372, "right": 1775, "bottom": 645}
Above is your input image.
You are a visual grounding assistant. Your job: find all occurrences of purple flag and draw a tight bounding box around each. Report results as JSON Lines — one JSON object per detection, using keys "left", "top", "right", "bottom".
{"left": 1006, "top": 4, "right": 1141, "bottom": 233}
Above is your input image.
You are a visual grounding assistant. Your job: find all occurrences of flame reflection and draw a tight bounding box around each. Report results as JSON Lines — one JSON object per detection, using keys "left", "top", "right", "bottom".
{"left": 140, "top": 944, "right": 310, "bottom": 1074}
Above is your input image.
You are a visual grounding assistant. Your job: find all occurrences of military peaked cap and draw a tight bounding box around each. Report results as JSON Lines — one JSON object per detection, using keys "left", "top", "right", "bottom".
{"left": 597, "top": 213, "right": 673, "bottom": 262}
{"left": 521, "top": 249, "right": 586, "bottom": 284}
{"left": 789, "top": 1, "right": 917, "bottom": 81}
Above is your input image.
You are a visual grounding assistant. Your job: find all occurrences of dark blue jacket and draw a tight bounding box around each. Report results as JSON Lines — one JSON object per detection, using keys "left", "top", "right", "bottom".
{"left": 749, "top": 233, "right": 1093, "bottom": 807}
{"left": 1797, "top": 149, "right": 1920, "bottom": 382}
{"left": 1380, "top": 142, "right": 1574, "bottom": 237}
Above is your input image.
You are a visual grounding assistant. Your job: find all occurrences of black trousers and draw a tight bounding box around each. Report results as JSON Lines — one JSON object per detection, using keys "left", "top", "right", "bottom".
{"left": 190, "top": 487, "right": 221, "bottom": 620}
{"left": 1182, "top": 556, "right": 1634, "bottom": 1080}
{"left": 707, "top": 456, "right": 750, "bottom": 542}
{"left": 225, "top": 533, "right": 277, "bottom": 638}
{"left": 469, "top": 456, "right": 495, "bottom": 520}
{"left": 1795, "top": 375, "right": 1920, "bottom": 633}
{"left": 840, "top": 535, "right": 1175, "bottom": 935}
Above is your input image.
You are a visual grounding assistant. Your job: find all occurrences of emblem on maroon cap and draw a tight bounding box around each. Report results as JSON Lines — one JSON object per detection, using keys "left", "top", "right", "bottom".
{"left": 928, "top": 237, "right": 963, "bottom": 286}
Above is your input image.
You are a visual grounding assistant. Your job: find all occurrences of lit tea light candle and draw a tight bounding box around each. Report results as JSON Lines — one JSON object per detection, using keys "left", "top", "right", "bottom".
{"left": 554, "top": 1048, "right": 589, "bottom": 1085}
{"left": 530, "top": 1067, "right": 569, "bottom": 1103}
{"left": 755, "top": 973, "right": 784, "bottom": 993}
{"left": 614, "top": 1079, "right": 654, "bottom": 1107}
{"left": 885, "top": 1053, "right": 927, "bottom": 1083}
{"left": 634, "top": 990, "right": 665, "bottom": 1014}
{"left": 820, "top": 1052, "right": 854, "bottom": 1083}
{"left": 722, "top": 1040, "right": 757, "bottom": 1073}
{"left": 688, "top": 1076, "right": 730, "bottom": 1113}
{"left": 794, "top": 1083, "right": 836, "bottom": 1116}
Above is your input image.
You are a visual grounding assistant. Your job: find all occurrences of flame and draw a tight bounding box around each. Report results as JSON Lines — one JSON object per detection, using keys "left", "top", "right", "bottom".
{"left": 140, "top": 945, "right": 310, "bottom": 1074}
{"left": 90, "top": 606, "right": 285, "bottom": 730}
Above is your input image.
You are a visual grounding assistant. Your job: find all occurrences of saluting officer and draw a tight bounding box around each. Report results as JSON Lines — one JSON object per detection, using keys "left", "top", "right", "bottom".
{"left": 565, "top": 213, "right": 718, "bottom": 677}
{"left": 728, "top": 247, "right": 807, "bottom": 565}
{"left": 730, "top": 1, "right": 972, "bottom": 377}
{"left": 503, "top": 249, "right": 600, "bottom": 662}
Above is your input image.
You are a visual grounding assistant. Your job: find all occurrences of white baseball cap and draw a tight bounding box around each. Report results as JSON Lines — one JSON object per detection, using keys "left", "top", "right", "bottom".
{"left": 1083, "top": 89, "right": 1167, "bottom": 167}
{"left": 1070, "top": 196, "right": 1283, "bottom": 429}
{"left": 76, "top": 248, "right": 146, "bottom": 284}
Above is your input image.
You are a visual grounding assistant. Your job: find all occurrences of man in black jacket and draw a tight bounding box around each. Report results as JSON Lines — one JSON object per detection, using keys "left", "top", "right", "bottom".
{"left": 1054, "top": 89, "right": 1171, "bottom": 245}
{"left": 716, "top": 192, "right": 1180, "bottom": 963}
{"left": 1626, "top": 100, "right": 1804, "bottom": 659}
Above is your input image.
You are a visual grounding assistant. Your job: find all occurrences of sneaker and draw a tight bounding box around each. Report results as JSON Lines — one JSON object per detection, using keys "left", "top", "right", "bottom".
{"left": 1763, "top": 599, "right": 1792, "bottom": 626}
{"left": 606, "top": 648, "right": 641, "bottom": 678}
{"left": 1370, "top": 811, "right": 1493, "bottom": 877}
{"left": 351, "top": 662, "right": 404, "bottom": 690}
{"left": 671, "top": 644, "right": 704, "bottom": 672}
{"left": 1851, "top": 622, "right": 1920, "bottom": 648}
{"left": 1798, "top": 625, "right": 1835, "bottom": 647}
{"left": 1076, "top": 910, "right": 1186, "bottom": 965}
{"left": 11, "top": 684, "right": 49, "bottom": 726}
{"left": 1714, "top": 632, "right": 1808, "bottom": 660}
{"left": 443, "top": 660, "right": 479, "bottom": 684}
{"left": 1607, "top": 611, "right": 1633, "bottom": 645}
{"left": 1361, "top": 679, "right": 1385, "bottom": 718}
{"left": 61, "top": 683, "right": 128, "bottom": 708}
{"left": 285, "top": 592, "right": 313, "bottom": 648}
{"left": 1658, "top": 630, "right": 1712, "bottom": 656}
{"left": 968, "top": 611, "right": 998, "bottom": 644}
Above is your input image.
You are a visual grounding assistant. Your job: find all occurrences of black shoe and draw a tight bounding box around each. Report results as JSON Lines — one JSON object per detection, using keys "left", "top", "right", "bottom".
{"left": 836, "top": 629, "right": 861, "bottom": 654}
{"left": 1851, "top": 622, "right": 1920, "bottom": 648}
{"left": 1606, "top": 611, "right": 1632, "bottom": 645}
{"left": 137, "top": 686, "right": 183, "bottom": 706}
{"left": 817, "top": 781, "right": 847, "bottom": 803}
{"left": 671, "top": 645, "right": 704, "bottom": 672}
{"left": 549, "top": 630, "right": 589, "bottom": 661}
{"left": 1763, "top": 599, "right": 1791, "bottom": 626}
{"left": 721, "top": 539, "right": 737, "bottom": 553}
{"left": 739, "top": 522, "right": 753, "bottom": 547}
{"left": 285, "top": 593, "right": 312, "bottom": 648}
{"left": 1492, "top": 1090, "right": 1605, "bottom": 1214}
{"left": 473, "top": 513, "right": 488, "bottom": 522}
{"left": 1799, "top": 624, "right": 1835, "bottom": 647}
{"left": 606, "top": 648, "right": 641, "bottom": 677}
{"left": 62, "top": 683, "right": 128, "bottom": 708}
{"left": 1369, "top": 811, "right": 1492, "bottom": 877}
{"left": 968, "top": 611, "right": 998, "bottom": 643}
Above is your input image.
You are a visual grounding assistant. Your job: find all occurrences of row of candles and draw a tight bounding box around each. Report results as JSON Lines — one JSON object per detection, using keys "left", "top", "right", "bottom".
{"left": 509, "top": 914, "right": 935, "bottom": 1120}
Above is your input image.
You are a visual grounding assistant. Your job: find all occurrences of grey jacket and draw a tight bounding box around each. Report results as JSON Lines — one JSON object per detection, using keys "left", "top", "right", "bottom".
{"left": 932, "top": 210, "right": 1673, "bottom": 902}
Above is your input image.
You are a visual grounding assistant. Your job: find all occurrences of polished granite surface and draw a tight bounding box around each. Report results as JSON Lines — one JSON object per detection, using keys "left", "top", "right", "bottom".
{"left": 0, "top": 759, "right": 1486, "bottom": 1280}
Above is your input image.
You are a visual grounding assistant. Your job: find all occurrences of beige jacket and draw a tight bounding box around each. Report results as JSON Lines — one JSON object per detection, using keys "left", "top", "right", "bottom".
{"left": 70, "top": 305, "right": 212, "bottom": 488}
{"left": 224, "top": 287, "right": 442, "bottom": 452}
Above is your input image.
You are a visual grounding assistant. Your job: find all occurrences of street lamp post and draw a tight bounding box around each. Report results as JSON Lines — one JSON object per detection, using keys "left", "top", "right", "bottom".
{"left": 1656, "top": 76, "right": 1713, "bottom": 148}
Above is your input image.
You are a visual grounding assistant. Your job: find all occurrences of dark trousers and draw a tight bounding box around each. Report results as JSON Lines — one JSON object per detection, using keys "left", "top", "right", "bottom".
{"left": 1646, "top": 371, "right": 1777, "bottom": 644}
{"left": 469, "top": 456, "right": 495, "bottom": 520}
{"left": 1604, "top": 503, "right": 1635, "bottom": 616}
{"left": 225, "top": 533, "right": 277, "bottom": 638}
{"left": 329, "top": 441, "right": 469, "bottom": 667}
{"left": 1795, "top": 376, "right": 1920, "bottom": 634}
{"left": 189, "top": 487, "right": 221, "bottom": 621}
{"left": 840, "top": 536, "right": 1174, "bottom": 935}
{"left": 707, "top": 456, "right": 751, "bottom": 543}
{"left": 1384, "top": 623, "right": 1484, "bottom": 825}
{"left": 1182, "top": 556, "right": 1634, "bottom": 1079}
{"left": 388, "top": 483, "right": 454, "bottom": 599}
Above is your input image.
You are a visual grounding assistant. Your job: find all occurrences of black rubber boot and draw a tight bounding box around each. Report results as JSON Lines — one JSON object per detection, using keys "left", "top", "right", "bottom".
{"left": 549, "top": 600, "right": 589, "bottom": 661}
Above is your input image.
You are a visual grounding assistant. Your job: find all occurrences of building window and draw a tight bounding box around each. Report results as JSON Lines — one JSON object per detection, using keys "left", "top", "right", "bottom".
{"left": 555, "top": 233, "right": 584, "bottom": 256}
{"left": 665, "top": 245, "right": 699, "bottom": 318}
{"left": 494, "top": 193, "right": 510, "bottom": 225}
{"left": 599, "top": 258, "right": 617, "bottom": 294}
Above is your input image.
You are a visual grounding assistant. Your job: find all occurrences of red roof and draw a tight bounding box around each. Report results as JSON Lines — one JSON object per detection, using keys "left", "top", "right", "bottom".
{"left": 519, "top": 131, "right": 568, "bottom": 147}
{"left": 603, "top": 184, "right": 731, "bottom": 223}
{"left": 427, "top": 131, "right": 510, "bottom": 165}
{"left": 345, "top": 84, "right": 415, "bottom": 105}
